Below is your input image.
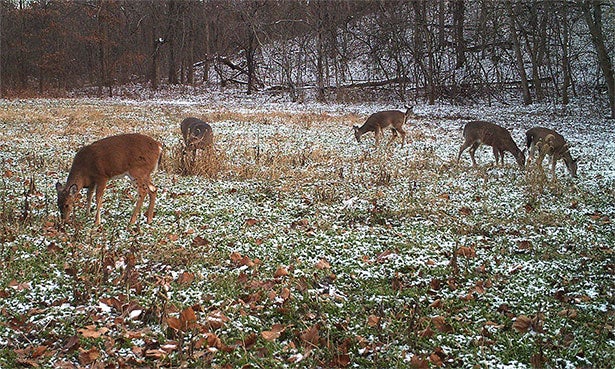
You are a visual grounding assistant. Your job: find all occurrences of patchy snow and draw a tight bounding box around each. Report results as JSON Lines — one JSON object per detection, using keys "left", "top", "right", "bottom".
{"left": 0, "top": 92, "right": 613, "bottom": 367}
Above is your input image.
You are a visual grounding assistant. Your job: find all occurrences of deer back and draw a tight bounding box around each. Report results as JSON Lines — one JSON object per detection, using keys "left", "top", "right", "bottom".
{"left": 526, "top": 127, "right": 568, "bottom": 157}
{"left": 359, "top": 110, "right": 405, "bottom": 133}
{"left": 181, "top": 117, "right": 213, "bottom": 150}
{"left": 526, "top": 126, "right": 577, "bottom": 176}
{"left": 464, "top": 121, "right": 525, "bottom": 165}
{"left": 69, "top": 133, "right": 161, "bottom": 183}
{"left": 56, "top": 133, "right": 162, "bottom": 222}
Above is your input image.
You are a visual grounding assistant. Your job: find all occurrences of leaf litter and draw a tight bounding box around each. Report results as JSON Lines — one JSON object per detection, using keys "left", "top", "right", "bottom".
{"left": 0, "top": 95, "right": 613, "bottom": 368}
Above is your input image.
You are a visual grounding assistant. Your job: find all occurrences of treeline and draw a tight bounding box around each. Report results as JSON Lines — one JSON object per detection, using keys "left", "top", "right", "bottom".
{"left": 1, "top": 0, "right": 614, "bottom": 115}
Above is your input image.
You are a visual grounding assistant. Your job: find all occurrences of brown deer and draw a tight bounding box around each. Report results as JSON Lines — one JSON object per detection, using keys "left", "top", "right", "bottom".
{"left": 55, "top": 133, "right": 163, "bottom": 225}
{"left": 457, "top": 121, "right": 526, "bottom": 168}
{"left": 526, "top": 127, "right": 577, "bottom": 178}
{"left": 353, "top": 106, "right": 414, "bottom": 147}
{"left": 181, "top": 117, "right": 213, "bottom": 153}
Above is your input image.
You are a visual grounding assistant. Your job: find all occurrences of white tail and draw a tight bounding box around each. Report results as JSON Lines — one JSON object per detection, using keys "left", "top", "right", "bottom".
{"left": 56, "top": 133, "right": 163, "bottom": 225}
{"left": 457, "top": 121, "right": 526, "bottom": 168}
{"left": 526, "top": 127, "right": 577, "bottom": 178}
{"left": 353, "top": 105, "right": 414, "bottom": 147}
{"left": 181, "top": 117, "right": 213, "bottom": 152}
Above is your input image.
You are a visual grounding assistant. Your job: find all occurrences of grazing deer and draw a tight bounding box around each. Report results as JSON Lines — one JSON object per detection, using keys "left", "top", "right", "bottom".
{"left": 56, "top": 133, "right": 163, "bottom": 225}
{"left": 526, "top": 127, "right": 577, "bottom": 179}
{"left": 353, "top": 106, "right": 414, "bottom": 147}
{"left": 181, "top": 117, "right": 213, "bottom": 153}
{"left": 457, "top": 121, "right": 526, "bottom": 168}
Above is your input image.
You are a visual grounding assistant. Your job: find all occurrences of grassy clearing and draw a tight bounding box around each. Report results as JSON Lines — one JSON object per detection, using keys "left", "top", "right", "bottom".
{"left": 0, "top": 98, "right": 613, "bottom": 368}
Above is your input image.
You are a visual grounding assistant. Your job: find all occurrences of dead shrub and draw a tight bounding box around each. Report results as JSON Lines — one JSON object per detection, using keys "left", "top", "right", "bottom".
{"left": 165, "top": 143, "right": 225, "bottom": 178}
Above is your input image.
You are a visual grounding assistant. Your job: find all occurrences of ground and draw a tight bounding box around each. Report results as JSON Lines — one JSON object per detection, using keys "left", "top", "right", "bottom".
{"left": 0, "top": 94, "right": 613, "bottom": 368}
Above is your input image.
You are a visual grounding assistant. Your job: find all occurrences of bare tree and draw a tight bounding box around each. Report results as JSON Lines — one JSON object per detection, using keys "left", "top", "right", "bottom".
{"left": 579, "top": 0, "right": 615, "bottom": 118}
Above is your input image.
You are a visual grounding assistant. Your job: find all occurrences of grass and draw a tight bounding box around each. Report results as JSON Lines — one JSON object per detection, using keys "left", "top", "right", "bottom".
{"left": 0, "top": 98, "right": 613, "bottom": 368}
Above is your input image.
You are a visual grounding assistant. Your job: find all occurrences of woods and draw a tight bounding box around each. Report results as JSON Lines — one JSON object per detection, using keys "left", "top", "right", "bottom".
{"left": 1, "top": 0, "right": 614, "bottom": 115}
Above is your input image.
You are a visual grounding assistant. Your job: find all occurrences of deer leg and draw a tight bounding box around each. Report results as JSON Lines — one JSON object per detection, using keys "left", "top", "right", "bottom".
{"left": 94, "top": 180, "right": 107, "bottom": 225}
{"left": 374, "top": 128, "right": 382, "bottom": 146}
{"left": 528, "top": 143, "right": 536, "bottom": 165}
{"left": 550, "top": 157, "right": 558, "bottom": 181}
{"left": 387, "top": 128, "right": 398, "bottom": 146}
{"left": 130, "top": 178, "right": 148, "bottom": 225}
{"left": 492, "top": 147, "right": 500, "bottom": 166}
{"left": 397, "top": 127, "right": 407, "bottom": 147}
{"left": 457, "top": 140, "right": 472, "bottom": 163}
{"left": 469, "top": 142, "right": 480, "bottom": 167}
{"left": 146, "top": 181, "right": 157, "bottom": 224}
{"left": 85, "top": 185, "right": 96, "bottom": 215}
{"left": 537, "top": 148, "right": 547, "bottom": 174}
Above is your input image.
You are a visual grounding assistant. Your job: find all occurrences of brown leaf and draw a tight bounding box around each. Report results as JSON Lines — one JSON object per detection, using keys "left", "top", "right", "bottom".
{"left": 78, "top": 325, "right": 108, "bottom": 339}
{"left": 192, "top": 236, "right": 210, "bottom": 246}
{"left": 429, "top": 352, "right": 444, "bottom": 367}
{"left": 261, "top": 324, "right": 286, "bottom": 341}
{"left": 432, "top": 316, "right": 453, "bottom": 333}
{"left": 180, "top": 306, "right": 198, "bottom": 331}
{"left": 279, "top": 287, "right": 291, "bottom": 300}
{"left": 512, "top": 315, "right": 532, "bottom": 333}
{"left": 274, "top": 266, "right": 289, "bottom": 278}
{"left": 30, "top": 345, "right": 47, "bottom": 358}
{"left": 145, "top": 349, "right": 167, "bottom": 359}
{"left": 245, "top": 218, "right": 259, "bottom": 226}
{"left": 558, "top": 308, "right": 578, "bottom": 319}
{"left": 315, "top": 258, "right": 330, "bottom": 270}
{"left": 176, "top": 271, "right": 195, "bottom": 286}
{"left": 410, "top": 355, "right": 429, "bottom": 369}
{"left": 459, "top": 206, "right": 472, "bottom": 216}
{"left": 78, "top": 347, "right": 100, "bottom": 366}
{"left": 166, "top": 316, "right": 182, "bottom": 331}
{"left": 456, "top": 246, "right": 476, "bottom": 258}
{"left": 367, "top": 315, "right": 381, "bottom": 327}
{"left": 517, "top": 240, "right": 532, "bottom": 250}
{"left": 207, "top": 310, "right": 229, "bottom": 330}
{"left": 300, "top": 325, "right": 320, "bottom": 347}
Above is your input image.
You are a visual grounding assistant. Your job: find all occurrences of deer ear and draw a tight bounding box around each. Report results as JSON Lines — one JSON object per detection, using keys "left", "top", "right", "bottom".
{"left": 55, "top": 182, "right": 63, "bottom": 193}
{"left": 68, "top": 184, "right": 78, "bottom": 196}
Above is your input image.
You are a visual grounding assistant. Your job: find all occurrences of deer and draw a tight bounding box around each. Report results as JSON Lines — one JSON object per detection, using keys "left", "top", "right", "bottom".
{"left": 181, "top": 117, "right": 213, "bottom": 153}
{"left": 526, "top": 126, "right": 577, "bottom": 179}
{"left": 353, "top": 106, "right": 414, "bottom": 147}
{"left": 457, "top": 121, "right": 526, "bottom": 168}
{"left": 55, "top": 133, "right": 163, "bottom": 225}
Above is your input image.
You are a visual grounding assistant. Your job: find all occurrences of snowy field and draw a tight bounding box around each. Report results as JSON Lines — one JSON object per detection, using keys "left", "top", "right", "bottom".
{"left": 0, "top": 93, "right": 613, "bottom": 368}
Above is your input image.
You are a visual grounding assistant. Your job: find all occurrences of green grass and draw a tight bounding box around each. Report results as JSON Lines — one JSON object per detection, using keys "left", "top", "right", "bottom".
{"left": 0, "top": 98, "right": 614, "bottom": 368}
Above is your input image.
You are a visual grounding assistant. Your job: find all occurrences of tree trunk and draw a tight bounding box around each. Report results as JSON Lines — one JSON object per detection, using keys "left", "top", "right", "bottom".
{"left": 505, "top": 1, "right": 532, "bottom": 105}
{"left": 452, "top": 0, "right": 466, "bottom": 69}
{"left": 561, "top": 1, "right": 571, "bottom": 105}
{"left": 580, "top": 0, "right": 615, "bottom": 118}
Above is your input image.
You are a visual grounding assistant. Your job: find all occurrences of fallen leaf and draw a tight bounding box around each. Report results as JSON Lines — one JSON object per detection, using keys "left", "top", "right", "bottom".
{"left": 459, "top": 206, "right": 472, "bottom": 216}
{"left": 558, "top": 308, "right": 578, "bottom": 319}
{"left": 300, "top": 325, "right": 319, "bottom": 347}
{"left": 432, "top": 316, "right": 453, "bottom": 333}
{"left": 315, "top": 259, "right": 330, "bottom": 270}
{"left": 261, "top": 324, "right": 286, "bottom": 341}
{"left": 456, "top": 246, "right": 476, "bottom": 258}
{"left": 512, "top": 315, "right": 533, "bottom": 333}
{"left": 78, "top": 347, "right": 100, "bottom": 365}
{"left": 78, "top": 325, "right": 108, "bottom": 339}
{"left": 176, "top": 271, "right": 195, "bottom": 285}
{"left": 245, "top": 218, "right": 259, "bottom": 226}
{"left": 180, "top": 306, "right": 198, "bottom": 331}
{"left": 274, "top": 266, "right": 289, "bottom": 278}
{"left": 367, "top": 315, "right": 381, "bottom": 327}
